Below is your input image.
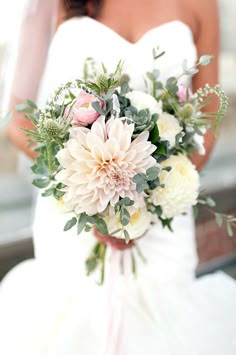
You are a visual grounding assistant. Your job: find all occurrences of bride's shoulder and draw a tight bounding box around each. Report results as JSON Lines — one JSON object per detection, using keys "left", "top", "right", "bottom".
{"left": 189, "top": 0, "right": 219, "bottom": 24}
{"left": 182, "top": 0, "right": 219, "bottom": 41}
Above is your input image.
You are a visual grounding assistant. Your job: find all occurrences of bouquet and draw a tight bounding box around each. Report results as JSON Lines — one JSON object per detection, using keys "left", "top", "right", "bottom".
{"left": 17, "top": 51, "right": 231, "bottom": 283}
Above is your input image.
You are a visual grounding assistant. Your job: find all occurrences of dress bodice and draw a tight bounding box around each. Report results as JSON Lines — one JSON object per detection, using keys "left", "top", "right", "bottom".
{"left": 38, "top": 17, "right": 197, "bottom": 106}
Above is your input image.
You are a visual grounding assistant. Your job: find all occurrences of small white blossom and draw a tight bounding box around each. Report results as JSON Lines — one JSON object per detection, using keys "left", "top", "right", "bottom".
{"left": 126, "top": 90, "right": 162, "bottom": 115}
{"left": 104, "top": 207, "right": 152, "bottom": 240}
{"left": 157, "top": 113, "right": 183, "bottom": 148}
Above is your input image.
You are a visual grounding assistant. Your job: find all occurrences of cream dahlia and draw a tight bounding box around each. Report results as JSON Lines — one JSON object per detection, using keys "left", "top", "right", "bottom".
{"left": 56, "top": 117, "right": 156, "bottom": 215}
{"left": 150, "top": 154, "right": 200, "bottom": 219}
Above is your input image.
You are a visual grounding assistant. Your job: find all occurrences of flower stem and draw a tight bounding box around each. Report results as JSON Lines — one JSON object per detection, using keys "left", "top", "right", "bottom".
{"left": 47, "top": 141, "right": 53, "bottom": 174}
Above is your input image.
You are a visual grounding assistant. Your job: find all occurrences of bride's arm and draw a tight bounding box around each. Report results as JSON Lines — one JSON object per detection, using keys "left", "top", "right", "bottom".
{"left": 190, "top": 0, "right": 220, "bottom": 170}
{"left": 7, "top": 0, "right": 62, "bottom": 159}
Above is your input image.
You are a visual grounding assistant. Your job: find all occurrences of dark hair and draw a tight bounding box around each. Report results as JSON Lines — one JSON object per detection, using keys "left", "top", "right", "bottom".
{"left": 63, "top": 0, "right": 102, "bottom": 18}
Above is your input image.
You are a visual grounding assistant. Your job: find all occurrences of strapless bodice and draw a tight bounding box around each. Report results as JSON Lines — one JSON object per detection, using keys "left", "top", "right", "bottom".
{"left": 38, "top": 17, "right": 197, "bottom": 106}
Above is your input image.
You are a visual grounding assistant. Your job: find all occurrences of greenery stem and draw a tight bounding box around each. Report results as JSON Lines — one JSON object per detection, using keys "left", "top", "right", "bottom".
{"left": 47, "top": 141, "right": 53, "bottom": 173}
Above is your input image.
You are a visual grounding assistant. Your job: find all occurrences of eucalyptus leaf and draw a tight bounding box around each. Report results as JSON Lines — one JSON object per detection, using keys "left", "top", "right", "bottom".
{"left": 124, "top": 229, "right": 130, "bottom": 244}
{"left": 32, "top": 177, "right": 50, "bottom": 189}
{"left": 133, "top": 173, "right": 147, "bottom": 184}
{"left": 206, "top": 197, "right": 216, "bottom": 208}
{"left": 215, "top": 213, "right": 223, "bottom": 227}
{"left": 91, "top": 102, "right": 106, "bottom": 115}
{"left": 64, "top": 217, "right": 77, "bottom": 231}
{"left": 120, "top": 208, "right": 130, "bottom": 226}
{"left": 226, "top": 222, "right": 233, "bottom": 237}
{"left": 146, "top": 166, "right": 160, "bottom": 181}
{"left": 116, "top": 197, "right": 134, "bottom": 207}
{"left": 77, "top": 213, "right": 88, "bottom": 234}
{"left": 199, "top": 55, "right": 213, "bottom": 66}
{"left": 95, "top": 218, "right": 109, "bottom": 235}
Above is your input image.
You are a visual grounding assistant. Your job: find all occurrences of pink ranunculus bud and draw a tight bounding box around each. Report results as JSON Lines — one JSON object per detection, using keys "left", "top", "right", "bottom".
{"left": 177, "top": 85, "right": 193, "bottom": 103}
{"left": 65, "top": 90, "right": 103, "bottom": 126}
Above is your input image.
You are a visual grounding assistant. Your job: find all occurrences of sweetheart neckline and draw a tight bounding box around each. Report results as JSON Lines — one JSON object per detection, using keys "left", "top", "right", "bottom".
{"left": 63, "top": 17, "right": 194, "bottom": 46}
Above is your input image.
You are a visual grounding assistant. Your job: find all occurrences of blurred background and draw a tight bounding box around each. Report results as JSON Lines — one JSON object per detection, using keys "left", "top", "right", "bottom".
{"left": 0, "top": 0, "right": 236, "bottom": 279}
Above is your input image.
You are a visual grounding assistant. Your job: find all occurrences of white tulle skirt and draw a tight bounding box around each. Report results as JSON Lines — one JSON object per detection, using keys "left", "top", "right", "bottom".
{"left": 0, "top": 196, "right": 236, "bottom": 355}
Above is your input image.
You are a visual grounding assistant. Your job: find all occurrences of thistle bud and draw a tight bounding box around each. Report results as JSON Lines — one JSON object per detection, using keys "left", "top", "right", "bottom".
{"left": 96, "top": 74, "right": 108, "bottom": 88}
{"left": 180, "top": 103, "right": 194, "bottom": 120}
{"left": 44, "top": 119, "right": 60, "bottom": 138}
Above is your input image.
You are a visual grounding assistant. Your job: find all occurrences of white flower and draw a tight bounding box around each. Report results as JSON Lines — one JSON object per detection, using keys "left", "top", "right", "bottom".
{"left": 193, "top": 127, "right": 206, "bottom": 155}
{"left": 56, "top": 117, "right": 156, "bottom": 216}
{"left": 157, "top": 113, "right": 183, "bottom": 148}
{"left": 150, "top": 154, "right": 200, "bottom": 219}
{"left": 185, "top": 126, "right": 206, "bottom": 155}
{"left": 104, "top": 206, "right": 152, "bottom": 240}
{"left": 126, "top": 90, "right": 162, "bottom": 115}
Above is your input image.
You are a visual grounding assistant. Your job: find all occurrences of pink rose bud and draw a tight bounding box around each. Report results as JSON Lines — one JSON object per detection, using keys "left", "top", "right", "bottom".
{"left": 65, "top": 90, "right": 103, "bottom": 126}
{"left": 177, "top": 85, "right": 193, "bottom": 103}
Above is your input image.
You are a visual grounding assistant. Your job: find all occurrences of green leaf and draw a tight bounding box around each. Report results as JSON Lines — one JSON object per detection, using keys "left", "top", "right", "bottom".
{"left": 153, "top": 69, "right": 160, "bottom": 79}
{"left": 166, "top": 77, "right": 178, "bottom": 95}
{"left": 154, "top": 205, "right": 163, "bottom": 217}
{"left": 91, "top": 101, "right": 106, "bottom": 115}
{"left": 206, "top": 197, "right": 216, "bottom": 208}
{"left": 149, "top": 125, "right": 159, "bottom": 143}
{"left": 64, "top": 217, "right": 77, "bottom": 231}
{"left": 187, "top": 68, "right": 199, "bottom": 76}
{"left": 42, "top": 188, "right": 54, "bottom": 197}
{"left": 133, "top": 173, "right": 147, "bottom": 184}
{"left": 215, "top": 213, "right": 223, "bottom": 227}
{"left": 77, "top": 213, "right": 88, "bottom": 235}
{"left": 86, "top": 257, "right": 98, "bottom": 275}
{"left": 148, "top": 178, "right": 161, "bottom": 190}
{"left": 120, "top": 208, "right": 130, "bottom": 227}
{"left": 95, "top": 218, "right": 109, "bottom": 235}
{"left": 160, "top": 217, "right": 173, "bottom": 231}
{"left": 146, "top": 72, "right": 155, "bottom": 81}
{"left": 226, "top": 222, "right": 233, "bottom": 237}
{"left": 116, "top": 197, "right": 134, "bottom": 207}
{"left": 199, "top": 55, "right": 213, "bottom": 66}
{"left": 146, "top": 166, "right": 160, "bottom": 181}
{"left": 120, "top": 81, "right": 130, "bottom": 95}
{"left": 32, "top": 177, "right": 50, "bottom": 189}
{"left": 162, "top": 166, "right": 172, "bottom": 172}
{"left": 136, "top": 182, "right": 149, "bottom": 193}
{"left": 124, "top": 229, "right": 130, "bottom": 244}
{"left": 26, "top": 99, "right": 38, "bottom": 110}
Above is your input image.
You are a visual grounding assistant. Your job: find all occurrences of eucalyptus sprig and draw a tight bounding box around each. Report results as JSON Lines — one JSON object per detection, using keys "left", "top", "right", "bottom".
{"left": 196, "top": 196, "right": 236, "bottom": 237}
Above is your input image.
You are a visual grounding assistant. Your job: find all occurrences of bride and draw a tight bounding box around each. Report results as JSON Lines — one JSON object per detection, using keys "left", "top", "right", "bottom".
{"left": 1, "top": 0, "right": 236, "bottom": 354}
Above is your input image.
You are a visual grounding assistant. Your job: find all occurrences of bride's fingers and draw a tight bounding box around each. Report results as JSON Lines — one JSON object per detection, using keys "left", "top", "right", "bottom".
{"left": 93, "top": 229, "right": 134, "bottom": 250}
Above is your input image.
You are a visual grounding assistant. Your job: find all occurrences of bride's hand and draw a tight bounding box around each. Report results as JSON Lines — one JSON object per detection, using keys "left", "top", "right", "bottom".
{"left": 94, "top": 229, "right": 134, "bottom": 251}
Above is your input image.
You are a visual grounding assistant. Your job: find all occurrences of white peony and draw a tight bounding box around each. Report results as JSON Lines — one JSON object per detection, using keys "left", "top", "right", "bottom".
{"left": 150, "top": 154, "right": 200, "bottom": 219}
{"left": 126, "top": 90, "right": 162, "bottom": 115}
{"left": 157, "top": 113, "right": 183, "bottom": 148}
{"left": 104, "top": 207, "right": 152, "bottom": 240}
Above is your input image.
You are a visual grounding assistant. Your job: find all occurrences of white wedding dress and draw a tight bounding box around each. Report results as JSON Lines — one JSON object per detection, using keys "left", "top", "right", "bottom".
{"left": 0, "top": 17, "right": 236, "bottom": 355}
